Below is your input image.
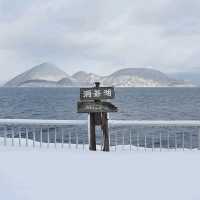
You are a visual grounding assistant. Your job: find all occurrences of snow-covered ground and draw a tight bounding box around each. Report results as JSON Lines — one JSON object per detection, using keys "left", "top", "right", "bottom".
{"left": 0, "top": 146, "right": 200, "bottom": 200}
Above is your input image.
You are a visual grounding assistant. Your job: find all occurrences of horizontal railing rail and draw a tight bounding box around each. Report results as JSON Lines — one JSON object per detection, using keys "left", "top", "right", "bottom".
{"left": 1, "top": 119, "right": 200, "bottom": 126}
{"left": 110, "top": 120, "right": 200, "bottom": 127}
{"left": 0, "top": 119, "right": 87, "bottom": 126}
{"left": 0, "top": 119, "right": 200, "bottom": 151}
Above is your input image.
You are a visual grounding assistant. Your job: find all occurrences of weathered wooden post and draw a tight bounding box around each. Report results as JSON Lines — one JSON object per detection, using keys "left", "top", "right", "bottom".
{"left": 77, "top": 82, "right": 118, "bottom": 152}
{"left": 89, "top": 112, "right": 96, "bottom": 151}
{"left": 101, "top": 112, "right": 109, "bottom": 151}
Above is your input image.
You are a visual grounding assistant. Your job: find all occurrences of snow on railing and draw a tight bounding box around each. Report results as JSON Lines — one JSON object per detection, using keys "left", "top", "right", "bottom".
{"left": 0, "top": 119, "right": 200, "bottom": 151}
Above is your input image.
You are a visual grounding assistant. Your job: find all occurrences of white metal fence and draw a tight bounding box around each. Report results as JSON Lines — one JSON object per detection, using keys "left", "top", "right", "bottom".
{"left": 0, "top": 119, "right": 200, "bottom": 151}
{"left": 109, "top": 120, "right": 200, "bottom": 151}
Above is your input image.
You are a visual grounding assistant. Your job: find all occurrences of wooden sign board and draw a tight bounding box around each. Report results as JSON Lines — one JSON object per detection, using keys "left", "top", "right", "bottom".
{"left": 77, "top": 101, "right": 118, "bottom": 113}
{"left": 80, "top": 87, "right": 115, "bottom": 100}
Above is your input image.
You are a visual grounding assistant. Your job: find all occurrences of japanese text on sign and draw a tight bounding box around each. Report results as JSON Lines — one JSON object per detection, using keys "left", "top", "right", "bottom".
{"left": 80, "top": 87, "right": 115, "bottom": 100}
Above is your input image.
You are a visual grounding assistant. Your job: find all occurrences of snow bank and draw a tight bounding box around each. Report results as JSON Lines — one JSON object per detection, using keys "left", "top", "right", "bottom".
{"left": 0, "top": 146, "right": 200, "bottom": 200}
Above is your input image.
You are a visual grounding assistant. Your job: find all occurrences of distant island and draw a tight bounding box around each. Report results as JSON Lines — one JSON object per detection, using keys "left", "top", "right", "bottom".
{"left": 4, "top": 63, "right": 195, "bottom": 87}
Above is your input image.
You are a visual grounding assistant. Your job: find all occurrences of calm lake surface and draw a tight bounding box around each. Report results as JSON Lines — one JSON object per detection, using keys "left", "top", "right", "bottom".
{"left": 0, "top": 87, "right": 200, "bottom": 120}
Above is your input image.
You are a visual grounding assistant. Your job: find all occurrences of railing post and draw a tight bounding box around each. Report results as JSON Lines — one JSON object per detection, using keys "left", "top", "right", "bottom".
{"left": 129, "top": 130, "right": 132, "bottom": 152}
{"left": 12, "top": 128, "right": 14, "bottom": 147}
{"left": 144, "top": 135, "right": 147, "bottom": 151}
{"left": 190, "top": 133, "right": 193, "bottom": 150}
{"left": 47, "top": 127, "right": 50, "bottom": 148}
{"left": 109, "top": 126, "right": 111, "bottom": 151}
{"left": 87, "top": 114, "right": 90, "bottom": 147}
{"left": 76, "top": 132, "right": 78, "bottom": 149}
{"left": 198, "top": 128, "right": 200, "bottom": 150}
{"left": 83, "top": 135, "right": 85, "bottom": 151}
{"left": 175, "top": 134, "right": 177, "bottom": 151}
{"left": 122, "top": 132, "right": 125, "bottom": 150}
{"left": 115, "top": 131, "right": 117, "bottom": 152}
{"left": 68, "top": 131, "right": 71, "bottom": 149}
{"left": 182, "top": 133, "right": 185, "bottom": 151}
{"left": 4, "top": 127, "right": 7, "bottom": 146}
{"left": 160, "top": 133, "right": 162, "bottom": 151}
{"left": 33, "top": 128, "right": 36, "bottom": 148}
{"left": 40, "top": 128, "right": 42, "bottom": 148}
{"left": 26, "top": 128, "right": 28, "bottom": 147}
{"left": 137, "top": 132, "right": 139, "bottom": 151}
{"left": 61, "top": 128, "right": 64, "bottom": 149}
{"left": 54, "top": 127, "right": 57, "bottom": 148}
{"left": 19, "top": 128, "right": 21, "bottom": 147}
{"left": 152, "top": 135, "right": 154, "bottom": 151}
{"left": 167, "top": 134, "right": 170, "bottom": 150}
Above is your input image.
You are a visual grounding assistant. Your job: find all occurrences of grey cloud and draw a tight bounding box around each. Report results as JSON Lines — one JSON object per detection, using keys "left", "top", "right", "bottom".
{"left": 0, "top": 0, "right": 200, "bottom": 80}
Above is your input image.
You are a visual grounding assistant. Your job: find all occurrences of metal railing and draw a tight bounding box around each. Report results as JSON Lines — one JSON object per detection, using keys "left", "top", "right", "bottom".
{"left": 109, "top": 120, "right": 200, "bottom": 151}
{"left": 0, "top": 119, "right": 200, "bottom": 151}
{"left": 0, "top": 119, "right": 88, "bottom": 150}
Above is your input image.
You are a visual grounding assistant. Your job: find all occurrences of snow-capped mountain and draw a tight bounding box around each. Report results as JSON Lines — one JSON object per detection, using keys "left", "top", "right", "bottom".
{"left": 72, "top": 71, "right": 102, "bottom": 86}
{"left": 4, "top": 63, "right": 194, "bottom": 87}
{"left": 5, "top": 63, "right": 73, "bottom": 87}
{"left": 101, "top": 68, "right": 189, "bottom": 87}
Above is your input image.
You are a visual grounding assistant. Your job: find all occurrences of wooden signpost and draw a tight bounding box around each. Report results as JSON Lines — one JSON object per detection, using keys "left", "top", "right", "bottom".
{"left": 77, "top": 82, "right": 118, "bottom": 152}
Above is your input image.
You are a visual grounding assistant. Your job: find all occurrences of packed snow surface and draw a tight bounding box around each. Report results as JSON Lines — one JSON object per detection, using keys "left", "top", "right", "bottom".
{"left": 0, "top": 147, "right": 200, "bottom": 200}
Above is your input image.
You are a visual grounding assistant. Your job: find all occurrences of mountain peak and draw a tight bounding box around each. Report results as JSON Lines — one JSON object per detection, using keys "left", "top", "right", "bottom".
{"left": 72, "top": 71, "right": 101, "bottom": 84}
{"left": 28, "top": 62, "right": 67, "bottom": 75}
{"left": 109, "top": 67, "right": 171, "bottom": 83}
{"left": 5, "top": 63, "right": 68, "bottom": 87}
{"left": 72, "top": 71, "right": 88, "bottom": 78}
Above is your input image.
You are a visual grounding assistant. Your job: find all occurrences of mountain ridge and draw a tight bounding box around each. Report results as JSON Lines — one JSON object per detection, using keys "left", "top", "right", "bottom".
{"left": 4, "top": 63, "right": 195, "bottom": 87}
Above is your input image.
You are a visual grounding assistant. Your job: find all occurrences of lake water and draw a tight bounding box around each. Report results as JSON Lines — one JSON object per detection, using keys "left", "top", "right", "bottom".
{"left": 0, "top": 87, "right": 200, "bottom": 148}
{"left": 0, "top": 87, "right": 200, "bottom": 120}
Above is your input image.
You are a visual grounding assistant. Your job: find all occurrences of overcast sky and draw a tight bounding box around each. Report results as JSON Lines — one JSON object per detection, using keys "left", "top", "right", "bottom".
{"left": 0, "top": 0, "right": 200, "bottom": 80}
